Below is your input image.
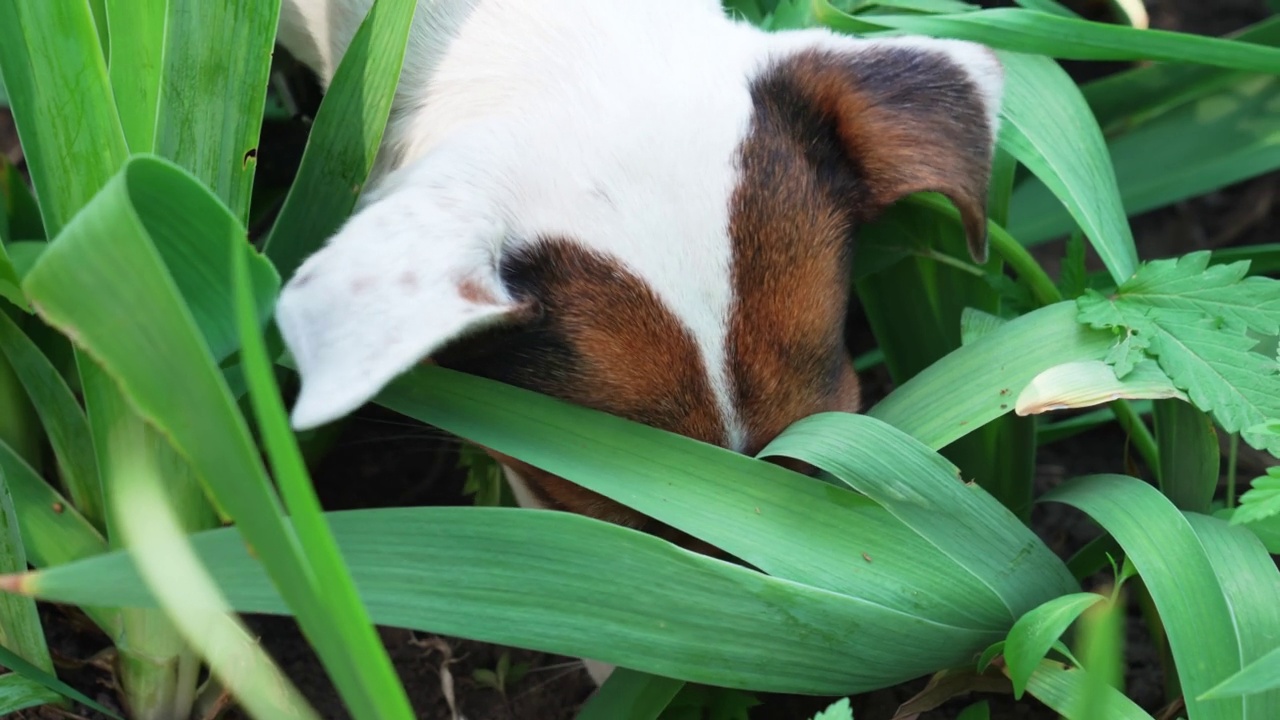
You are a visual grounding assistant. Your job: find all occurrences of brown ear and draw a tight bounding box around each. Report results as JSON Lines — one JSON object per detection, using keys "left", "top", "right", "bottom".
{"left": 770, "top": 37, "right": 1003, "bottom": 262}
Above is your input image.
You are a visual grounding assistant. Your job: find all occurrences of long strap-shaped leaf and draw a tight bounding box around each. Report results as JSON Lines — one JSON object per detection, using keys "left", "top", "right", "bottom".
{"left": 11, "top": 506, "right": 997, "bottom": 694}
{"left": 816, "top": 4, "right": 1280, "bottom": 72}
{"left": 263, "top": 0, "right": 418, "bottom": 280}
{"left": 372, "top": 364, "right": 1010, "bottom": 631}
{"left": 1044, "top": 475, "right": 1280, "bottom": 720}
{"left": 759, "top": 413, "right": 1078, "bottom": 622}
{"left": 154, "top": 0, "right": 280, "bottom": 223}
{"left": 20, "top": 156, "right": 397, "bottom": 720}
{"left": 0, "top": 0, "right": 128, "bottom": 235}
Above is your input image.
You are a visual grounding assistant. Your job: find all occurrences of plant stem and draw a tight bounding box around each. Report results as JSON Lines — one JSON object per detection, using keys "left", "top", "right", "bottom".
{"left": 1226, "top": 433, "right": 1239, "bottom": 508}
{"left": 1109, "top": 400, "right": 1161, "bottom": 478}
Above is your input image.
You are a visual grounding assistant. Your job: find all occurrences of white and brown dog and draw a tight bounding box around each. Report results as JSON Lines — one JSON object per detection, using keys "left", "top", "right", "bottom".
{"left": 275, "top": 0, "right": 1000, "bottom": 627}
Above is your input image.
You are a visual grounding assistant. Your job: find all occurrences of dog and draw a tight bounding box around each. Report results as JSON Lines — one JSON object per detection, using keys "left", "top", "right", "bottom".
{"left": 274, "top": 0, "right": 1002, "bottom": 682}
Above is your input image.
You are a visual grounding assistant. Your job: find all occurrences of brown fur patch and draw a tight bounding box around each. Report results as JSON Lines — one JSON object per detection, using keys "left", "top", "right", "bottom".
{"left": 438, "top": 239, "right": 725, "bottom": 528}
{"left": 769, "top": 48, "right": 994, "bottom": 261}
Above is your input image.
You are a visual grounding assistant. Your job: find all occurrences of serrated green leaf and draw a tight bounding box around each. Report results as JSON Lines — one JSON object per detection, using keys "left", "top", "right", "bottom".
{"left": 1233, "top": 467, "right": 1280, "bottom": 526}
{"left": 811, "top": 697, "right": 854, "bottom": 720}
{"left": 1077, "top": 252, "right": 1280, "bottom": 455}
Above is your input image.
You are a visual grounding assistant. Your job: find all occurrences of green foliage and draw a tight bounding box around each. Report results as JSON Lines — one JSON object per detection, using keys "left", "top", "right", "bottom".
{"left": 658, "top": 685, "right": 760, "bottom": 720}
{"left": 1233, "top": 466, "right": 1280, "bottom": 525}
{"left": 471, "top": 650, "right": 530, "bottom": 697}
{"left": 1078, "top": 252, "right": 1280, "bottom": 455}
{"left": 810, "top": 698, "right": 854, "bottom": 720}
{"left": 0, "top": 0, "right": 1277, "bottom": 718}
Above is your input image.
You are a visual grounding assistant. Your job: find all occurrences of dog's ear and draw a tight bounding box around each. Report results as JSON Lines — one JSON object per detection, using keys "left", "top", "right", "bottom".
{"left": 769, "top": 37, "right": 1003, "bottom": 261}
{"left": 276, "top": 170, "right": 523, "bottom": 431}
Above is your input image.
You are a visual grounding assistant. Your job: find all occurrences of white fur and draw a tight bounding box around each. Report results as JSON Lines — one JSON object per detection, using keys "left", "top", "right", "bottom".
{"left": 274, "top": 0, "right": 1005, "bottom": 437}
{"left": 274, "top": 4, "right": 1002, "bottom": 688}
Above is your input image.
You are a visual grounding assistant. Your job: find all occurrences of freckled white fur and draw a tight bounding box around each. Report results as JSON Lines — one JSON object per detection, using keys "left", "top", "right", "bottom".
{"left": 274, "top": 0, "right": 1004, "bottom": 442}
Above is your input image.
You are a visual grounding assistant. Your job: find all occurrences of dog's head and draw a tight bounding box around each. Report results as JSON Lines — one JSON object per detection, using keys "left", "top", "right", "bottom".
{"left": 276, "top": 18, "right": 1002, "bottom": 528}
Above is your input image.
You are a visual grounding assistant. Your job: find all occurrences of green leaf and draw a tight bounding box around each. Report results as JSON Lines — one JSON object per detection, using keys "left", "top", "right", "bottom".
{"left": 1044, "top": 475, "right": 1280, "bottom": 720}
{"left": 0, "top": 673, "right": 61, "bottom": 717}
{"left": 1, "top": 153, "right": 45, "bottom": 243}
{"left": 0, "top": 312, "right": 103, "bottom": 526}
{"left": 1003, "top": 593, "right": 1105, "bottom": 698}
{"left": 1183, "top": 513, "right": 1280, "bottom": 718}
{"left": 1077, "top": 252, "right": 1280, "bottom": 455}
{"left": 154, "top": 0, "right": 280, "bottom": 222}
{"left": 107, "top": 0, "right": 167, "bottom": 151}
{"left": 102, "top": 441, "right": 319, "bottom": 720}
{"left": 956, "top": 700, "right": 990, "bottom": 720}
{"left": 0, "top": 645, "right": 121, "bottom": 718}
{"left": 996, "top": 52, "right": 1137, "bottom": 285}
{"left": 0, "top": 0, "right": 128, "bottom": 235}
{"left": 263, "top": 0, "right": 418, "bottom": 280}
{"left": 816, "top": 6, "right": 1280, "bottom": 72}
{"left": 370, "top": 367, "right": 1013, "bottom": 634}
{"left": 1154, "top": 399, "right": 1219, "bottom": 513}
{"left": 577, "top": 670, "right": 684, "bottom": 720}
{"left": 1232, "top": 467, "right": 1280, "bottom": 527}
{"left": 1019, "top": 660, "right": 1154, "bottom": 720}
{"left": 869, "top": 302, "right": 1115, "bottom": 451}
{"left": 19, "top": 155, "right": 408, "bottom": 720}
{"left": 810, "top": 698, "right": 854, "bottom": 720}
{"left": 1204, "top": 643, "right": 1280, "bottom": 700}
{"left": 1013, "top": 75, "right": 1280, "bottom": 247}
{"left": 18, "top": 506, "right": 992, "bottom": 694}
{"left": 0, "top": 465, "right": 52, "bottom": 676}
{"left": 760, "top": 413, "right": 1078, "bottom": 622}
{"left": 234, "top": 227, "right": 414, "bottom": 720}
{"left": 1070, "top": 595, "right": 1125, "bottom": 720}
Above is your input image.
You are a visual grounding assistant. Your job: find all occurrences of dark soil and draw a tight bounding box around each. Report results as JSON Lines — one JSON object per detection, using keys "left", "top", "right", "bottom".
{"left": 7, "top": 0, "right": 1279, "bottom": 718}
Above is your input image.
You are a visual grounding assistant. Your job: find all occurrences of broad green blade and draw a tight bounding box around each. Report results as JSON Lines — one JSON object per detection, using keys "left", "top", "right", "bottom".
{"left": 1184, "top": 513, "right": 1280, "bottom": 718}
{"left": 1044, "top": 475, "right": 1280, "bottom": 720}
{"left": 868, "top": 302, "right": 1115, "bottom": 450}
{"left": 0, "top": 645, "right": 121, "bottom": 719}
{"left": 1204, "top": 646, "right": 1280, "bottom": 700}
{"left": 234, "top": 240, "right": 414, "bottom": 720}
{"left": 1003, "top": 593, "right": 1104, "bottom": 698}
{"left": 817, "top": 5, "right": 1280, "bottom": 72}
{"left": 0, "top": 0, "right": 128, "bottom": 235}
{"left": 997, "top": 52, "right": 1137, "bottom": 284}
{"left": 154, "top": 0, "right": 281, "bottom": 223}
{"left": 1021, "top": 660, "right": 1154, "bottom": 720}
{"left": 0, "top": 312, "right": 103, "bottom": 527}
{"left": 1154, "top": 400, "right": 1219, "bottom": 513}
{"left": 576, "top": 670, "right": 683, "bottom": 720}
{"left": 263, "top": 0, "right": 418, "bottom": 280}
{"left": 759, "top": 413, "right": 1077, "bottom": 621}
{"left": 0, "top": 673, "right": 61, "bottom": 717}
{"left": 371, "top": 366, "right": 1008, "bottom": 632}
{"left": 15, "top": 507, "right": 1000, "bottom": 694}
{"left": 1081, "top": 17, "right": 1280, "bottom": 130}
{"left": 0, "top": 467, "right": 51, "bottom": 674}
{"left": 1010, "top": 75, "right": 1280, "bottom": 246}
{"left": 107, "top": 0, "right": 168, "bottom": 151}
